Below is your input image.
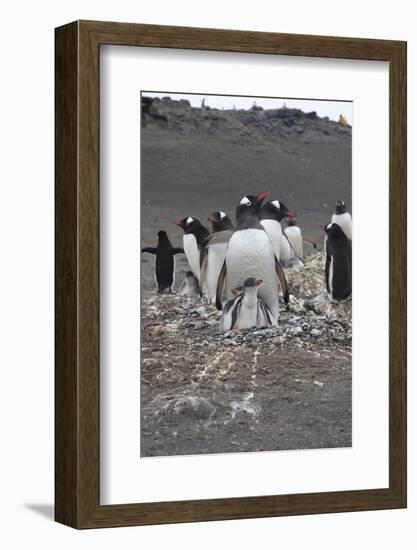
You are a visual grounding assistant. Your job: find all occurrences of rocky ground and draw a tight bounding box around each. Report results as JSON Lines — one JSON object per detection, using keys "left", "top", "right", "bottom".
{"left": 140, "top": 96, "right": 352, "bottom": 457}
{"left": 141, "top": 252, "right": 352, "bottom": 457}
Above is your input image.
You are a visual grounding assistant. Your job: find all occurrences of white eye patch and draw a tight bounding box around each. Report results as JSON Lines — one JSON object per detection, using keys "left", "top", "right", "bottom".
{"left": 271, "top": 200, "right": 281, "bottom": 210}
{"left": 240, "top": 196, "right": 251, "bottom": 206}
{"left": 186, "top": 217, "right": 194, "bottom": 225}
{"left": 219, "top": 211, "right": 226, "bottom": 219}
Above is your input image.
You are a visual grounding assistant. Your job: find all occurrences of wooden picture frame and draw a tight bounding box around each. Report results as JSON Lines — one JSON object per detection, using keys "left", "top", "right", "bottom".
{"left": 55, "top": 20, "right": 407, "bottom": 529}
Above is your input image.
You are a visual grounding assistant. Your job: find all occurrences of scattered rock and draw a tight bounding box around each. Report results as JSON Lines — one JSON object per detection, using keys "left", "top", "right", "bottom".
{"left": 172, "top": 397, "right": 216, "bottom": 419}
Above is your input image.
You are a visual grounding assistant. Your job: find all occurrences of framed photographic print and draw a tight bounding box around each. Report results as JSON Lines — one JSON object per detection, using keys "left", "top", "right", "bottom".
{"left": 55, "top": 20, "right": 406, "bottom": 528}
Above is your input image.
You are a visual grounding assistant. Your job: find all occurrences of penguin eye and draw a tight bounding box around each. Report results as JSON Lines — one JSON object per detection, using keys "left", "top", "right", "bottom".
{"left": 186, "top": 217, "right": 194, "bottom": 225}
{"left": 240, "top": 197, "right": 251, "bottom": 206}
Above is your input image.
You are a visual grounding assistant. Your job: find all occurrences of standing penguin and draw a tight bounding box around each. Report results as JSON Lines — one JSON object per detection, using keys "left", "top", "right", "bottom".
{"left": 172, "top": 217, "right": 209, "bottom": 281}
{"left": 220, "top": 278, "right": 274, "bottom": 333}
{"left": 216, "top": 192, "right": 289, "bottom": 323}
{"left": 259, "top": 199, "right": 296, "bottom": 260}
{"left": 331, "top": 200, "right": 352, "bottom": 240}
{"left": 322, "top": 222, "right": 352, "bottom": 302}
{"left": 201, "top": 211, "right": 234, "bottom": 304}
{"left": 208, "top": 210, "right": 233, "bottom": 233}
{"left": 284, "top": 218, "right": 317, "bottom": 260}
{"left": 141, "top": 230, "right": 184, "bottom": 293}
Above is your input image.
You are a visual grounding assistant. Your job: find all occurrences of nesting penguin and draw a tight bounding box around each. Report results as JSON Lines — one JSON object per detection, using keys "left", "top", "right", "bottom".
{"left": 201, "top": 211, "right": 234, "bottom": 304}
{"left": 172, "top": 217, "right": 209, "bottom": 281}
{"left": 178, "top": 270, "right": 201, "bottom": 299}
{"left": 220, "top": 278, "right": 274, "bottom": 333}
{"left": 259, "top": 199, "right": 296, "bottom": 260}
{"left": 141, "top": 230, "right": 184, "bottom": 293}
{"left": 216, "top": 192, "right": 289, "bottom": 323}
{"left": 331, "top": 200, "right": 352, "bottom": 240}
{"left": 322, "top": 222, "right": 352, "bottom": 302}
{"left": 284, "top": 218, "right": 317, "bottom": 260}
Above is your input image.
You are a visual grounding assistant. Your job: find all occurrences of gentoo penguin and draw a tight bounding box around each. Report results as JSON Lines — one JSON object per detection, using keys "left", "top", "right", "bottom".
{"left": 141, "top": 230, "right": 184, "bottom": 293}
{"left": 201, "top": 211, "right": 234, "bottom": 304}
{"left": 220, "top": 278, "right": 274, "bottom": 333}
{"left": 208, "top": 210, "right": 233, "bottom": 233}
{"left": 322, "top": 222, "right": 352, "bottom": 302}
{"left": 216, "top": 192, "right": 289, "bottom": 323}
{"left": 178, "top": 270, "right": 201, "bottom": 299}
{"left": 259, "top": 200, "right": 296, "bottom": 260}
{"left": 172, "top": 217, "right": 209, "bottom": 281}
{"left": 284, "top": 218, "right": 317, "bottom": 260}
{"left": 331, "top": 200, "right": 352, "bottom": 240}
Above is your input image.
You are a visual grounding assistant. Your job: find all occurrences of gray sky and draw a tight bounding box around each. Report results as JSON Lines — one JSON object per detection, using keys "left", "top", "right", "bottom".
{"left": 144, "top": 92, "right": 352, "bottom": 124}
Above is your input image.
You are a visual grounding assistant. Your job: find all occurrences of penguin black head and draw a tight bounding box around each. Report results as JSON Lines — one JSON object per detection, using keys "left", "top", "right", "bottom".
{"left": 244, "top": 277, "right": 263, "bottom": 288}
{"left": 172, "top": 216, "right": 204, "bottom": 234}
{"left": 235, "top": 192, "right": 269, "bottom": 226}
{"left": 185, "top": 270, "right": 194, "bottom": 278}
{"left": 157, "top": 230, "right": 168, "bottom": 238}
{"left": 334, "top": 200, "right": 347, "bottom": 214}
{"left": 321, "top": 222, "right": 346, "bottom": 239}
{"left": 259, "top": 199, "right": 297, "bottom": 222}
{"left": 286, "top": 218, "right": 297, "bottom": 227}
{"left": 207, "top": 211, "right": 233, "bottom": 232}
{"left": 231, "top": 277, "right": 263, "bottom": 295}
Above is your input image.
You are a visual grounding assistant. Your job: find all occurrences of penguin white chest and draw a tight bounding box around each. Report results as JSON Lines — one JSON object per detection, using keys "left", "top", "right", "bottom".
{"left": 206, "top": 242, "right": 228, "bottom": 304}
{"left": 237, "top": 294, "right": 258, "bottom": 329}
{"left": 280, "top": 233, "right": 294, "bottom": 261}
{"left": 226, "top": 229, "right": 279, "bottom": 318}
{"left": 183, "top": 234, "right": 200, "bottom": 280}
{"left": 260, "top": 219, "right": 282, "bottom": 259}
{"left": 331, "top": 212, "right": 352, "bottom": 240}
{"left": 285, "top": 226, "right": 303, "bottom": 258}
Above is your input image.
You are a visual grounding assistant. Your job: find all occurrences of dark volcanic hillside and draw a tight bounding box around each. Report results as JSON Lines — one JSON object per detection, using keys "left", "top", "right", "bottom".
{"left": 141, "top": 96, "right": 352, "bottom": 289}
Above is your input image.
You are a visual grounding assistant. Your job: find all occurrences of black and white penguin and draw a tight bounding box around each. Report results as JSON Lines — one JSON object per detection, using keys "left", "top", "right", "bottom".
{"left": 172, "top": 217, "right": 209, "bottom": 281}
{"left": 322, "top": 222, "right": 352, "bottom": 302}
{"left": 216, "top": 192, "right": 289, "bottom": 322}
{"left": 178, "top": 270, "right": 201, "bottom": 299}
{"left": 284, "top": 218, "right": 317, "bottom": 260}
{"left": 141, "top": 230, "right": 184, "bottom": 293}
{"left": 220, "top": 278, "right": 274, "bottom": 333}
{"left": 331, "top": 200, "right": 352, "bottom": 240}
{"left": 202, "top": 211, "right": 234, "bottom": 304}
{"left": 208, "top": 211, "right": 233, "bottom": 233}
{"left": 259, "top": 199, "right": 296, "bottom": 260}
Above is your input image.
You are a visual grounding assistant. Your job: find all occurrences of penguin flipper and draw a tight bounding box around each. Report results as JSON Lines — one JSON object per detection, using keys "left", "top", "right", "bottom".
{"left": 215, "top": 260, "right": 227, "bottom": 311}
{"left": 172, "top": 247, "right": 184, "bottom": 255}
{"left": 275, "top": 257, "right": 289, "bottom": 304}
{"left": 302, "top": 235, "right": 317, "bottom": 249}
{"left": 325, "top": 254, "right": 331, "bottom": 293}
{"left": 200, "top": 249, "right": 209, "bottom": 289}
{"left": 282, "top": 233, "right": 296, "bottom": 258}
{"left": 141, "top": 247, "right": 157, "bottom": 254}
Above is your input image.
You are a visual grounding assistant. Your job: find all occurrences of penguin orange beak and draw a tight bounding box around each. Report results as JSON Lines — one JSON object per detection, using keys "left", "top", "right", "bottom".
{"left": 286, "top": 210, "right": 297, "bottom": 218}
{"left": 320, "top": 224, "right": 325, "bottom": 230}
{"left": 207, "top": 215, "right": 217, "bottom": 223}
{"left": 256, "top": 191, "right": 269, "bottom": 203}
{"left": 256, "top": 279, "right": 263, "bottom": 286}
{"left": 172, "top": 219, "right": 183, "bottom": 226}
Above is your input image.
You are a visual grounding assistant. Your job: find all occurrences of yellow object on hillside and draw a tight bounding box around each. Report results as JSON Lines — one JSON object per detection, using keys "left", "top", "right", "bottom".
{"left": 338, "top": 114, "right": 348, "bottom": 127}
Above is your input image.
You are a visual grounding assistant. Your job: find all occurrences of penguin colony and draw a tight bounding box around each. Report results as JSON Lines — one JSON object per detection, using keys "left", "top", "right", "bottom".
{"left": 142, "top": 198, "right": 352, "bottom": 333}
